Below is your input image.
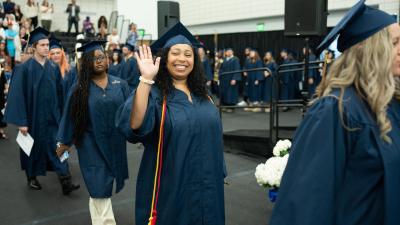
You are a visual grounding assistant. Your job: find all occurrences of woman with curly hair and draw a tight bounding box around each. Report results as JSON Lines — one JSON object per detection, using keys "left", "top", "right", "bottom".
{"left": 270, "top": 1, "right": 400, "bottom": 225}
{"left": 56, "top": 40, "right": 130, "bottom": 224}
{"left": 116, "top": 22, "right": 226, "bottom": 225}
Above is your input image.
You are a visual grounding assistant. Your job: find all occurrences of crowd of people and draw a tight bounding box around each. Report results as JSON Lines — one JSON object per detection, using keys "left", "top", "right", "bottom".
{"left": 1, "top": 0, "right": 400, "bottom": 225}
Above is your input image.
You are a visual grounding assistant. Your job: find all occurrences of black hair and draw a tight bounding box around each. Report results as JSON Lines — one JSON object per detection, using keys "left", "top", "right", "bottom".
{"left": 155, "top": 46, "right": 208, "bottom": 100}
{"left": 70, "top": 50, "right": 96, "bottom": 145}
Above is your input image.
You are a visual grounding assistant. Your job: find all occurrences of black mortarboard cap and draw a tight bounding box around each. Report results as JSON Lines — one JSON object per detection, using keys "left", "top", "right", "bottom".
{"left": 151, "top": 22, "right": 200, "bottom": 53}
{"left": 29, "top": 26, "right": 50, "bottom": 44}
{"left": 49, "top": 36, "right": 62, "bottom": 50}
{"left": 123, "top": 43, "right": 135, "bottom": 51}
{"left": 76, "top": 40, "right": 107, "bottom": 53}
{"left": 317, "top": 0, "right": 396, "bottom": 53}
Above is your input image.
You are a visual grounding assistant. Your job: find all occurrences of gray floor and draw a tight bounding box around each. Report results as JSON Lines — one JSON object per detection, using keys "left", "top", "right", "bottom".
{"left": 0, "top": 109, "right": 303, "bottom": 225}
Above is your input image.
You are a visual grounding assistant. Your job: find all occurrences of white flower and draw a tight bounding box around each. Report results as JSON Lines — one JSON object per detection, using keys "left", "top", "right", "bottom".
{"left": 272, "top": 139, "right": 291, "bottom": 157}
{"left": 254, "top": 154, "right": 290, "bottom": 188}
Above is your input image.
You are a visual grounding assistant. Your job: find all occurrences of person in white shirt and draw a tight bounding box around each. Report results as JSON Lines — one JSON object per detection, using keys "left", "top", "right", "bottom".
{"left": 24, "top": 0, "right": 39, "bottom": 28}
{"left": 40, "top": 0, "right": 53, "bottom": 31}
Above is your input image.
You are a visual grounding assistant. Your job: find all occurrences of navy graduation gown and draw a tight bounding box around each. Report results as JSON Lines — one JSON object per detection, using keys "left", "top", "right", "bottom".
{"left": 261, "top": 61, "right": 277, "bottom": 103}
{"left": 108, "top": 62, "right": 122, "bottom": 77}
{"left": 219, "top": 56, "right": 241, "bottom": 105}
{"left": 270, "top": 87, "right": 397, "bottom": 225}
{"left": 202, "top": 58, "right": 213, "bottom": 81}
{"left": 383, "top": 99, "right": 400, "bottom": 225}
{"left": 116, "top": 86, "right": 226, "bottom": 225}
{"left": 306, "top": 54, "right": 320, "bottom": 97}
{"left": 62, "top": 66, "right": 78, "bottom": 103}
{"left": 4, "top": 58, "right": 69, "bottom": 177}
{"left": 243, "top": 59, "right": 264, "bottom": 102}
{"left": 120, "top": 56, "right": 140, "bottom": 92}
{"left": 57, "top": 75, "right": 130, "bottom": 198}
{"left": 279, "top": 59, "right": 296, "bottom": 100}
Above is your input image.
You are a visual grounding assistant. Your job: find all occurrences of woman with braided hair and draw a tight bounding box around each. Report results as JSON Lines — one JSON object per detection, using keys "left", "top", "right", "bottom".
{"left": 56, "top": 40, "right": 130, "bottom": 225}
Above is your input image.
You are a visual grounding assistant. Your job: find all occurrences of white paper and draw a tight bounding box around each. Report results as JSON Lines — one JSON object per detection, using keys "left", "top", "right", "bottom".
{"left": 16, "top": 131, "right": 34, "bottom": 156}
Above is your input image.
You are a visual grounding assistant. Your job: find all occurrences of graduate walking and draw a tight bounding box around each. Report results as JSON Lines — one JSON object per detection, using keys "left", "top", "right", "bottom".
{"left": 116, "top": 22, "right": 226, "bottom": 225}
{"left": 120, "top": 43, "right": 140, "bottom": 91}
{"left": 56, "top": 40, "right": 130, "bottom": 225}
{"left": 269, "top": 1, "right": 400, "bottom": 224}
{"left": 3, "top": 27, "right": 80, "bottom": 194}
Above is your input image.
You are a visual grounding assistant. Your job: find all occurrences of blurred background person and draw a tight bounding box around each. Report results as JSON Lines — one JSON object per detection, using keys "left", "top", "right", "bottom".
{"left": 24, "top": 0, "right": 39, "bottom": 28}
{"left": 40, "top": 0, "right": 53, "bottom": 31}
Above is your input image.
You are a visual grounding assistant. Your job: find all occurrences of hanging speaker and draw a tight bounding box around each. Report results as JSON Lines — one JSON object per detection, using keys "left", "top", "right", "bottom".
{"left": 158, "top": 1, "right": 180, "bottom": 37}
{"left": 284, "top": 0, "right": 328, "bottom": 36}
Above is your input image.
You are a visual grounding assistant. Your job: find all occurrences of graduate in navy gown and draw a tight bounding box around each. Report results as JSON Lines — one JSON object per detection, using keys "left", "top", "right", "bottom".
{"left": 243, "top": 49, "right": 264, "bottom": 111}
{"left": 120, "top": 43, "right": 140, "bottom": 91}
{"left": 219, "top": 48, "right": 241, "bottom": 109}
{"left": 269, "top": 1, "right": 400, "bottom": 225}
{"left": 108, "top": 48, "right": 123, "bottom": 77}
{"left": 48, "top": 36, "right": 77, "bottom": 102}
{"left": 198, "top": 46, "right": 213, "bottom": 88}
{"left": 116, "top": 22, "right": 226, "bottom": 225}
{"left": 279, "top": 49, "right": 294, "bottom": 101}
{"left": 261, "top": 51, "right": 277, "bottom": 112}
{"left": 302, "top": 47, "right": 320, "bottom": 98}
{"left": 56, "top": 40, "right": 130, "bottom": 224}
{"left": 3, "top": 27, "right": 80, "bottom": 194}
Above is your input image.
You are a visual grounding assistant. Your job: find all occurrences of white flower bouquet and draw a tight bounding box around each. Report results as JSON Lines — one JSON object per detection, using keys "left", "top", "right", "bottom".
{"left": 254, "top": 139, "right": 291, "bottom": 202}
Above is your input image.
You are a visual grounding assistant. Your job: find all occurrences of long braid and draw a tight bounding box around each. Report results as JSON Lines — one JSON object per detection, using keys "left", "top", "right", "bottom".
{"left": 70, "top": 51, "right": 95, "bottom": 145}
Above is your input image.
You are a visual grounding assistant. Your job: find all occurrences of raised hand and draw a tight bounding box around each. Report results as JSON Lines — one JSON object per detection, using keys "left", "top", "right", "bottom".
{"left": 134, "top": 45, "right": 161, "bottom": 80}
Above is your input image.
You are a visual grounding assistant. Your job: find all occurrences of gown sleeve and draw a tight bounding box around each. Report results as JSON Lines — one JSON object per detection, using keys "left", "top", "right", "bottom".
{"left": 269, "top": 96, "right": 349, "bottom": 225}
{"left": 3, "top": 65, "right": 28, "bottom": 126}
{"left": 115, "top": 88, "right": 158, "bottom": 144}
{"left": 57, "top": 86, "right": 76, "bottom": 145}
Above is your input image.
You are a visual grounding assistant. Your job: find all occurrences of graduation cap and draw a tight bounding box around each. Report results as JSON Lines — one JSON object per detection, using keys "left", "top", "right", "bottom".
{"left": 113, "top": 48, "right": 122, "bottom": 54}
{"left": 28, "top": 26, "right": 50, "bottom": 45}
{"left": 49, "top": 36, "right": 62, "bottom": 50}
{"left": 123, "top": 43, "right": 135, "bottom": 51}
{"left": 317, "top": 0, "right": 396, "bottom": 53}
{"left": 150, "top": 22, "right": 201, "bottom": 53}
{"left": 76, "top": 40, "right": 107, "bottom": 54}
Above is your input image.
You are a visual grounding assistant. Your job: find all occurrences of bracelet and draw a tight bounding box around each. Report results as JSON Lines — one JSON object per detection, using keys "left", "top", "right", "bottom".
{"left": 139, "top": 76, "right": 155, "bottom": 85}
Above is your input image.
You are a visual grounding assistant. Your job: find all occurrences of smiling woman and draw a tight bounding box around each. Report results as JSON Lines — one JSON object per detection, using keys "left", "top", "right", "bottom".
{"left": 116, "top": 22, "right": 226, "bottom": 225}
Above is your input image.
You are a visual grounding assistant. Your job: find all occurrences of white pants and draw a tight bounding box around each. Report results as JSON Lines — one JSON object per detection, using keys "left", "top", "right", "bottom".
{"left": 89, "top": 197, "right": 116, "bottom": 225}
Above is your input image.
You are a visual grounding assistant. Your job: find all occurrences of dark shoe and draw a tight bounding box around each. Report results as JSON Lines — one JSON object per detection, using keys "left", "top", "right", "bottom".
{"left": 27, "top": 177, "right": 42, "bottom": 190}
{"left": 59, "top": 175, "right": 80, "bottom": 195}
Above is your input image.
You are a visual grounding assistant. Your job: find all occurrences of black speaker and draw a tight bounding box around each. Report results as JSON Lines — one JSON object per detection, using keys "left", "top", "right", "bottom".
{"left": 158, "top": 1, "right": 180, "bottom": 37}
{"left": 284, "top": 0, "right": 328, "bottom": 36}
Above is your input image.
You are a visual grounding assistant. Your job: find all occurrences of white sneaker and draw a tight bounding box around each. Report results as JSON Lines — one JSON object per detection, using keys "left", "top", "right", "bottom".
{"left": 237, "top": 101, "right": 248, "bottom": 106}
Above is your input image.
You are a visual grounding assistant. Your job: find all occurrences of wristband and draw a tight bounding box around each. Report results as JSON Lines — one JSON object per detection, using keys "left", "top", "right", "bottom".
{"left": 139, "top": 76, "right": 155, "bottom": 85}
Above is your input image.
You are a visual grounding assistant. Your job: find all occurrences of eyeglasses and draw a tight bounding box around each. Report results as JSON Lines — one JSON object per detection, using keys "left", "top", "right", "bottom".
{"left": 92, "top": 55, "right": 106, "bottom": 62}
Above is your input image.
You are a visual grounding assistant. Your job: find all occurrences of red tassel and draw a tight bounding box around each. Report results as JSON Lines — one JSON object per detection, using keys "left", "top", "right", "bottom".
{"left": 148, "top": 210, "right": 157, "bottom": 225}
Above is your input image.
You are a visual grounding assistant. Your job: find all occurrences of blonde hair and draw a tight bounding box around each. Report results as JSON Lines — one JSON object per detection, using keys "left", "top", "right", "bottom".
{"left": 316, "top": 27, "right": 395, "bottom": 142}
{"left": 394, "top": 77, "right": 400, "bottom": 100}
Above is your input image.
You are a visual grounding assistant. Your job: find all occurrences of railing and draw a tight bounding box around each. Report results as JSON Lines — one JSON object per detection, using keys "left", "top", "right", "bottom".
{"left": 218, "top": 60, "right": 323, "bottom": 144}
